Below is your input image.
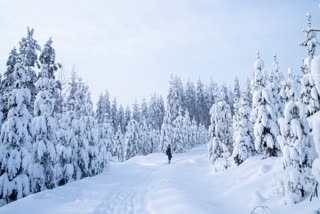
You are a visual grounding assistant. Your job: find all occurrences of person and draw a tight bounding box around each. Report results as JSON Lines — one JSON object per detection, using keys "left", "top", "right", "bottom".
{"left": 166, "top": 144, "right": 172, "bottom": 164}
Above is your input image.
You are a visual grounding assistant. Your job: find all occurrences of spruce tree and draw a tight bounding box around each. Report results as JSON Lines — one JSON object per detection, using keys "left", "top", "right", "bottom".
{"left": 208, "top": 86, "right": 233, "bottom": 171}
{"left": 252, "top": 51, "right": 280, "bottom": 157}
{"left": 113, "top": 125, "right": 124, "bottom": 162}
{"left": 232, "top": 87, "right": 255, "bottom": 165}
{"left": 124, "top": 118, "right": 140, "bottom": 160}
{"left": 0, "top": 52, "right": 33, "bottom": 204}
{"left": 278, "top": 101, "right": 315, "bottom": 204}
{"left": 31, "top": 38, "right": 60, "bottom": 192}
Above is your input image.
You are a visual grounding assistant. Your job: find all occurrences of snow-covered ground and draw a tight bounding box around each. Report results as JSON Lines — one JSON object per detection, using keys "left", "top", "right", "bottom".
{"left": 0, "top": 145, "right": 319, "bottom": 214}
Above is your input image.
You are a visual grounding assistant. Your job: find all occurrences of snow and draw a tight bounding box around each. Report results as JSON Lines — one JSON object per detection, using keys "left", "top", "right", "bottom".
{"left": 0, "top": 144, "right": 319, "bottom": 214}
{"left": 311, "top": 55, "right": 320, "bottom": 96}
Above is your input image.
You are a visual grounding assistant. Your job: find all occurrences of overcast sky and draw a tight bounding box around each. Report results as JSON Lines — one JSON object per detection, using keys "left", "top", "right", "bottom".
{"left": 1, "top": 0, "right": 320, "bottom": 106}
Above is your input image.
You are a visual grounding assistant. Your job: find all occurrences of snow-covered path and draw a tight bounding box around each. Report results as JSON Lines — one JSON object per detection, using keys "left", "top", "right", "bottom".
{"left": 0, "top": 145, "right": 319, "bottom": 214}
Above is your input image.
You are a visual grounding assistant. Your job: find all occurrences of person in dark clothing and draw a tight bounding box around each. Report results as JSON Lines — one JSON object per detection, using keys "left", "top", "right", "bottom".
{"left": 166, "top": 144, "right": 172, "bottom": 164}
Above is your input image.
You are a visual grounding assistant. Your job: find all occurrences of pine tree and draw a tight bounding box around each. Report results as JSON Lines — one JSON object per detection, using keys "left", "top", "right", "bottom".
{"left": 0, "top": 48, "right": 19, "bottom": 122}
{"left": 111, "top": 97, "right": 118, "bottom": 130}
{"left": 205, "top": 79, "right": 217, "bottom": 124}
{"left": 55, "top": 73, "right": 79, "bottom": 185}
{"left": 71, "top": 79, "right": 90, "bottom": 179}
{"left": 197, "top": 122, "right": 209, "bottom": 146}
{"left": 96, "top": 92, "right": 113, "bottom": 162}
{"left": 184, "top": 81, "right": 197, "bottom": 122}
{"left": 172, "top": 108, "right": 189, "bottom": 153}
{"left": 299, "top": 13, "right": 319, "bottom": 59}
{"left": 268, "top": 55, "right": 284, "bottom": 118}
{"left": 139, "top": 117, "right": 152, "bottom": 155}
{"left": 124, "top": 118, "right": 140, "bottom": 160}
{"left": 140, "top": 99, "right": 149, "bottom": 125}
{"left": 196, "top": 79, "right": 209, "bottom": 127}
{"left": 31, "top": 38, "right": 60, "bottom": 192}
{"left": 123, "top": 106, "right": 131, "bottom": 134}
{"left": 232, "top": 87, "right": 255, "bottom": 165}
{"left": 278, "top": 101, "right": 315, "bottom": 204}
{"left": 0, "top": 52, "right": 33, "bottom": 204}
{"left": 55, "top": 110, "right": 75, "bottom": 186}
{"left": 113, "top": 125, "right": 124, "bottom": 162}
{"left": 252, "top": 51, "right": 280, "bottom": 157}
{"left": 160, "top": 110, "right": 174, "bottom": 152}
{"left": 18, "top": 28, "right": 41, "bottom": 113}
{"left": 148, "top": 94, "right": 165, "bottom": 130}
{"left": 298, "top": 13, "right": 320, "bottom": 118}
{"left": 117, "top": 105, "right": 125, "bottom": 133}
{"left": 132, "top": 101, "right": 141, "bottom": 123}
{"left": 208, "top": 86, "right": 233, "bottom": 171}
{"left": 168, "top": 75, "right": 185, "bottom": 121}
{"left": 39, "top": 38, "right": 62, "bottom": 116}
{"left": 232, "top": 77, "right": 241, "bottom": 116}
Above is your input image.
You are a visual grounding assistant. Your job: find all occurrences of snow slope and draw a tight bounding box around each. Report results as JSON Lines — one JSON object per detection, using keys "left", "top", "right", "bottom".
{"left": 0, "top": 145, "right": 319, "bottom": 214}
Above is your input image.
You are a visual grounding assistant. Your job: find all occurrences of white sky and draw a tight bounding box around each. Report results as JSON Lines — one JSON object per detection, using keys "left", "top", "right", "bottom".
{"left": 0, "top": 0, "right": 320, "bottom": 106}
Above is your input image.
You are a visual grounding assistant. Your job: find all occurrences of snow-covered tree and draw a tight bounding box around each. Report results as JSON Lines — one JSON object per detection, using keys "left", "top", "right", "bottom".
{"left": 139, "top": 118, "right": 152, "bottom": 155}
{"left": 55, "top": 73, "right": 78, "bottom": 185}
{"left": 168, "top": 75, "right": 185, "bottom": 121}
{"left": 278, "top": 101, "right": 315, "bottom": 204}
{"left": 208, "top": 86, "right": 233, "bottom": 171}
{"left": 268, "top": 54, "right": 284, "bottom": 118}
{"left": 113, "top": 125, "right": 124, "bottom": 162}
{"left": 80, "top": 85, "right": 100, "bottom": 176}
{"left": 0, "top": 54, "right": 33, "bottom": 205}
{"left": 172, "top": 108, "right": 189, "bottom": 153}
{"left": 205, "top": 79, "right": 217, "bottom": 124}
{"left": 18, "top": 28, "right": 41, "bottom": 113}
{"left": 280, "top": 68, "right": 300, "bottom": 106}
{"left": 232, "top": 77, "right": 241, "bottom": 115}
{"left": 55, "top": 110, "right": 75, "bottom": 186}
{"left": 184, "top": 81, "right": 197, "bottom": 122}
{"left": 150, "top": 128, "right": 161, "bottom": 153}
{"left": 299, "top": 13, "right": 320, "bottom": 118}
{"left": 196, "top": 79, "right": 209, "bottom": 127}
{"left": 310, "top": 55, "right": 320, "bottom": 193}
{"left": 196, "top": 123, "right": 209, "bottom": 146}
{"left": 148, "top": 94, "right": 165, "bottom": 130}
{"left": 31, "top": 38, "right": 60, "bottom": 192}
{"left": 252, "top": 52, "right": 280, "bottom": 157}
{"left": 132, "top": 101, "right": 141, "bottom": 123}
{"left": 111, "top": 97, "right": 118, "bottom": 130}
{"left": 299, "top": 13, "right": 319, "bottom": 59}
{"left": 96, "top": 92, "right": 113, "bottom": 165}
{"left": 299, "top": 58, "right": 320, "bottom": 117}
{"left": 124, "top": 118, "right": 140, "bottom": 160}
{"left": 96, "top": 91, "right": 111, "bottom": 125}
{"left": 39, "top": 38, "right": 62, "bottom": 116}
{"left": 117, "top": 105, "right": 125, "bottom": 133}
{"left": 0, "top": 48, "right": 19, "bottom": 122}
{"left": 159, "top": 110, "right": 174, "bottom": 152}
{"left": 123, "top": 106, "right": 131, "bottom": 133}
{"left": 232, "top": 87, "right": 255, "bottom": 165}
{"left": 71, "top": 79, "right": 90, "bottom": 179}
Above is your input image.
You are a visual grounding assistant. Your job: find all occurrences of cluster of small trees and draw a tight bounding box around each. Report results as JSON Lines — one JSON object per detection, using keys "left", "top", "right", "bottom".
{"left": 208, "top": 13, "right": 320, "bottom": 204}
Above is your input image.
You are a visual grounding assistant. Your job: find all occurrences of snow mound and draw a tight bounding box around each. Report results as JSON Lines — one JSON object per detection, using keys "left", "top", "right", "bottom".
{"left": 258, "top": 164, "right": 272, "bottom": 176}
